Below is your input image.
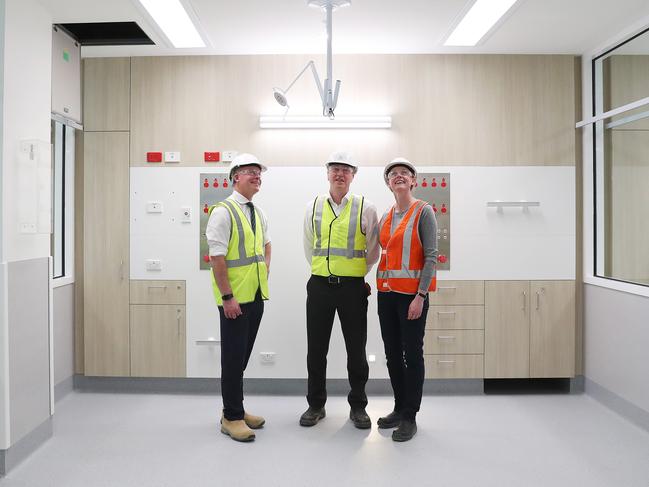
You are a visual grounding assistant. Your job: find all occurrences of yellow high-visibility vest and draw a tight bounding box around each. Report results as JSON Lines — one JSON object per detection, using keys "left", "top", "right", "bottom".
{"left": 311, "top": 194, "right": 367, "bottom": 277}
{"left": 210, "top": 199, "right": 269, "bottom": 305}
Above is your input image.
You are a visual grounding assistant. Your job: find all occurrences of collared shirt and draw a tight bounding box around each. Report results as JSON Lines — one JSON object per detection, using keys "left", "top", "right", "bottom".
{"left": 303, "top": 192, "right": 380, "bottom": 275}
{"left": 206, "top": 190, "right": 271, "bottom": 257}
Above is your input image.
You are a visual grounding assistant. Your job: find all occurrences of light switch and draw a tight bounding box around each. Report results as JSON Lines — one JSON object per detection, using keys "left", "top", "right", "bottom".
{"left": 146, "top": 201, "right": 163, "bottom": 213}
{"left": 221, "top": 150, "right": 237, "bottom": 162}
{"left": 146, "top": 259, "right": 162, "bottom": 271}
{"left": 165, "top": 151, "right": 181, "bottom": 163}
{"left": 181, "top": 206, "right": 191, "bottom": 223}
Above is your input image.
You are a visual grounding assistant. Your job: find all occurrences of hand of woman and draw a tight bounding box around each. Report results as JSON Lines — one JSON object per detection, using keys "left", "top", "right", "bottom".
{"left": 407, "top": 295, "right": 425, "bottom": 320}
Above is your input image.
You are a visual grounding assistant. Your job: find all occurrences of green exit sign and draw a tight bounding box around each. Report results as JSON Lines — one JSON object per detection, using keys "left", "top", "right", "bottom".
{"left": 62, "top": 50, "right": 70, "bottom": 62}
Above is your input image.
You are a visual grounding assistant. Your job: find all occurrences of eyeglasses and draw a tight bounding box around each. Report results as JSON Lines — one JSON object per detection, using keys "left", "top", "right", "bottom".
{"left": 238, "top": 168, "right": 262, "bottom": 177}
{"left": 328, "top": 165, "right": 353, "bottom": 175}
{"left": 387, "top": 169, "right": 413, "bottom": 179}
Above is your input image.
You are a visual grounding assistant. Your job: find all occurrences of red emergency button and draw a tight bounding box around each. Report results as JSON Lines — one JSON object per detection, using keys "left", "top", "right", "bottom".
{"left": 441, "top": 177, "right": 447, "bottom": 188}
{"left": 431, "top": 178, "right": 437, "bottom": 188}
{"left": 441, "top": 204, "right": 447, "bottom": 214}
{"left": 432, "top": 203, "right": 438, "bottom": 213}
{"left": 438, "top": 254, "right": 447, "bottom": 264}
{"left": 223, "top": 178, "right": 229, "bottom": 188}
{"left": 203, "top": 204, "right": 209, "bottom": 214}
{"left": 421, "top": 178, "right": 428, "bottom": 187}
{"left": 213, "top": 178, "right": 219, "bottom": 188}
{"left": 203, "top": 178, "right": 209, "bottom": 188}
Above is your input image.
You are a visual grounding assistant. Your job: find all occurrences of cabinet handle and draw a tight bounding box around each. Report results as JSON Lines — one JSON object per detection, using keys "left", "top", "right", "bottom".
{"left": 120, "top": 260, "right": 124, "bottom": 281}
{"left": 437, "top": 335, "right": 456, "bottom": 340}
{"left": 536, "top": 291, "right": 540, "bottom": 310}
{"left": 438, "top": 286, "right": 457, "bottom": 291}
{"left": 177, "top": 309, "right": 182, "bottom": 337}
{"left": 148, "top": 286, "right": 168, "bottom": 290}
{"left": 521, "top": 292, "right": 526, "bottom": 311}
{"left": 437, "top": 360, "right": 456, "bottom": 365}
{"left": 437, "top": 311, "right": 456, "bottom": 317}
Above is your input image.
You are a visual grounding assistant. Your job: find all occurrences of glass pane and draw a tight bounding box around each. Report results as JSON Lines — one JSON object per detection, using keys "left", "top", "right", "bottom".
{"left": 52, "top": 121, "right": 64, "bottom": 279}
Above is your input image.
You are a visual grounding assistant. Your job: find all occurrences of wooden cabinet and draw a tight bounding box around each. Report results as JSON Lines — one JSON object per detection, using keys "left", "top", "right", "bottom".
{"left": 83, "top": 132, "right": 130, "bottom": 376}
{"left": 485, "top": 280, "right": 575, "bottom": 378}
{"left": 129, "top": 280, "right": 186, "bottom": 377}
{"left": 83, "top": 57, "right": 130, "bottom": 131}
{"left": 425, "top": 281, "right": 485, "bottom": 379}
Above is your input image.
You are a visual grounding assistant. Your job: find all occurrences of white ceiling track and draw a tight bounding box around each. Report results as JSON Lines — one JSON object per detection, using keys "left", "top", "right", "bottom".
{"left": 272, "top": 0, "right": 350, "bottom": 119}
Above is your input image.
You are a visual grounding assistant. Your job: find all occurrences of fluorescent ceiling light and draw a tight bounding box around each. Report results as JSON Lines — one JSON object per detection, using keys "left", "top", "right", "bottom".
{"left": 137, "top": 0, "right": 205, "bottom": 48}
{"left": 444, "top": 0, "right": 518, "bottom": 47}
{"left": 259, "top": 116, "right": 391, "bottom": 129}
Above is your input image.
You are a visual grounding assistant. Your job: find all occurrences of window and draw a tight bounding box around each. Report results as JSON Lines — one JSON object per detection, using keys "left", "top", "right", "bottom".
{"left": 592, "top": 28, "right": 649, "bottom": 287}
{"left": 51, "top": 119, "right": 75, "bottom": 283}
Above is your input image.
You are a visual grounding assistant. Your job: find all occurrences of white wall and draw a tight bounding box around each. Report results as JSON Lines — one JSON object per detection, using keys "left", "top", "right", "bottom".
{"left": 53, "top": 284, "right": 74, "bottom": 386}
{"left": 0, "top": 0, "right": 52, "bottom": 450}
{"left": 580, "top": 14, "right": 649, "bottom": 414}
{"left": 131, "top": 165, "right": 575, "bottom": 378}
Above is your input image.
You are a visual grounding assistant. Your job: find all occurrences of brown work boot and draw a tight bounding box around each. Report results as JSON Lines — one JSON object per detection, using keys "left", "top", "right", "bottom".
{"left": 220, "top": 417, "right": 255, "bottom": 442}
{"left": 244, "top": 412, "right": 265, "bottom": 429}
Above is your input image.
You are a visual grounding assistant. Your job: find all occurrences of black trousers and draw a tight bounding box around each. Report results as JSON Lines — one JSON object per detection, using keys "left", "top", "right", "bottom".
{"left": 306, "top": 275, "right": 369, "bottom": 410}
{"left": 219, "top": 290, "right": 264, "bottom": 421}
{"left": 377, "top": 291, "right": 429, "bottom": 421}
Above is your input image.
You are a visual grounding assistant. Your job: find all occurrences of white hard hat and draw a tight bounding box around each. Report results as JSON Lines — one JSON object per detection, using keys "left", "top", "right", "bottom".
{"left": 228, "top": 153, "right": 267, "bottom": 181}
{"left": 325, "top": 151, "right": 358, "bottom": 172}
{"left": 384, "top": 157, "right": 417, "bottom": 184}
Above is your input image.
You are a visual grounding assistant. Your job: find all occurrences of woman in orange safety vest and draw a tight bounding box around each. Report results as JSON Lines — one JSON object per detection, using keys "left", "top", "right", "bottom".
{"left": 375, "top": 157, "right": 438, "bottom": 442}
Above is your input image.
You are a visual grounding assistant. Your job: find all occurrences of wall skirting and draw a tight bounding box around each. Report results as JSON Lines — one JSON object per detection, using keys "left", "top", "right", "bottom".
{"left": 585, "top": 378, "right": 649, "bottom": 433}
{"left": 0, "top": 417, "right": 52, "bottom": 477}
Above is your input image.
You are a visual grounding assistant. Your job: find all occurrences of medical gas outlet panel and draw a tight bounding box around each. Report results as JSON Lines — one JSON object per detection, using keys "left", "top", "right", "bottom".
{"left": 199, "top": 174, "right": 233, "bottom": 270}
{"left": 412, "top": 173, "right": 450, "bottom": 271}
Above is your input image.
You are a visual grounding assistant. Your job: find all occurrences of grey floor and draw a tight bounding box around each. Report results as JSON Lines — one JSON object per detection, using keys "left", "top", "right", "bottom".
{"left": 2, "top": 391, "right": 649, "bottom": 487}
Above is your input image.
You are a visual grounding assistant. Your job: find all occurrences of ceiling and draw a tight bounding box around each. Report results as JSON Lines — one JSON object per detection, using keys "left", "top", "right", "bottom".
{"left": 39, "top": 0, "right": 649, "bottom": 57}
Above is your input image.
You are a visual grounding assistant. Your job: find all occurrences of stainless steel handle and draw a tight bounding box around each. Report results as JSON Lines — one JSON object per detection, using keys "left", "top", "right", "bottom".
{"left": 148, "top": 286, "right": 168, "bottom": 290}
{"left": 437, "top": 335, "right": 456, "bottom": 340}
{"left": 120, "top": 260, "right": 124, "bottom": 281}
{"left": 437, "top": 360, "right": 456, "bottom": 365}
{"left": 177, "top": 309, "right": 182, "bottom": 337}
{"left": 437, "top": 311, "right": 456, "bottom": 316}
{"left": 522, "top": 292, "right": 527, "bottom": 311}
{"left": 438, "top": 286, "right": 457, "bottom": 291}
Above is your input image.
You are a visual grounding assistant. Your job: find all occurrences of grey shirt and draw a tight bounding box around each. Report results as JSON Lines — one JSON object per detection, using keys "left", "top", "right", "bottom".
{"left": 379, "top": 203, "right": 438, "bottom": 293}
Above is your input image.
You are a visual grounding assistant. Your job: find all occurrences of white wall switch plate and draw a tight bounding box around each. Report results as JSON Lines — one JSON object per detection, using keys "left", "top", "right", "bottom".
{"left": 221, "top": 150, "right": 237, "bottom": 162}
{"left": 260, "top": 352, "right": 276, "bottom": 364}
{"left": 164, "top": 151, "right": 181, "bottom": 163}
{"left": 181, "top": 206, "right": 191, "bottom": 223}
{"left": 146, "top": 259, "right": 162, "bottom": 271}
{"left": 146, "top": 201, "right": 163, "bottom": 213}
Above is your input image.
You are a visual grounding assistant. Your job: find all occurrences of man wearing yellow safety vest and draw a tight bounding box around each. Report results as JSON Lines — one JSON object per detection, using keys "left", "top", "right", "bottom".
{"left": 300, "top": 151, "right": 380, "bottom": 429}
{"left": 206, "top": 153, "right": 271, "bottom": 443}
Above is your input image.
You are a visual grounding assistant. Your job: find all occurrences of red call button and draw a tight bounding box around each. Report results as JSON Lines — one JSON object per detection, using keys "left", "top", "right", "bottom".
{"left": 203, "top": 255, "right": 210, "bottom": 263}
{"left": 146, "top": 152, "right": 163, "bottom": 163}
{"left": 438, "top": 254, "right": 448, "bottom": 264}
{"left": 204, "top": 152, "right": 220, "bottom": 162}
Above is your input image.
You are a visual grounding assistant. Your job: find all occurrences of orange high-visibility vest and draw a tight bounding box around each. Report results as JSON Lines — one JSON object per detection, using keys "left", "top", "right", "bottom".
{"left": 377, "top": 200, "right": 437, "bottom": 294}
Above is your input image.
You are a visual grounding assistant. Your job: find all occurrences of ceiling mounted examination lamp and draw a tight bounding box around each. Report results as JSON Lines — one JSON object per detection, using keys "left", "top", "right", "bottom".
{"left": 272, "top": 0, "right": 350, "bottom": 119}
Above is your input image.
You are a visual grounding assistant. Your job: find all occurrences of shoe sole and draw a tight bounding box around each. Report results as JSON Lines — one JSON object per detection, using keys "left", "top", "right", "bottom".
{"left": 299, "top": 412, "right": 326, "bottom": 427}
{"left": 221, "top": 427, "right": 255, "bottom": 442}
{"left": 392, "top": 434, "right": 415, "bottom": 442}
{"left": 352, "top": 420, "right": 372, "bottom": 429}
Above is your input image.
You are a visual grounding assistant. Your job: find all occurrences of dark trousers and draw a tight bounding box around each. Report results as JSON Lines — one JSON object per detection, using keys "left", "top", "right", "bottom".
{"left": 219, "top": 291, "right": 264, "bottom": 421}
{"left": 377, "top": 291, "right": 429, "bottom": 421}
{"left": 306, "top": 275, "right": 369, "bottom": 410}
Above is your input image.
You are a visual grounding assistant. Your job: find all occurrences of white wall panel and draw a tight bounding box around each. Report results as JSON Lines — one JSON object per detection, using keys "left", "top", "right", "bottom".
{"left": 131, "top": 166, "right": 575, "bottom": 378}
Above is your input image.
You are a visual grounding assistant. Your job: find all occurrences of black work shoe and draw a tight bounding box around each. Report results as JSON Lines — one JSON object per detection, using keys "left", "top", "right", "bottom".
{"left": 377, "top": 410, "right": 402, "bottom": 429}
{"left": 349, "top": 408, "right": 372, "bottom": 429}
{"left": 392, "top": 419, "right": 417, "bottom": 442}
{"left": 300, "top": 407, "right": 326, "bottom": 427}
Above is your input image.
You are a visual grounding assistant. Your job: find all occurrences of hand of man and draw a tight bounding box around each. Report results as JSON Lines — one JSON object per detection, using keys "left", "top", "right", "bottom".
{"left": 223, "top": 298, "right": 242, "bottom": 319}
{"left": 407, "top": 295, "right": 424, "bottom": 320}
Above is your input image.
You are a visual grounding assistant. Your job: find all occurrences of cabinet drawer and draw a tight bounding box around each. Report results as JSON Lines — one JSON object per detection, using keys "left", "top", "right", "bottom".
{"left": 425, "top": 330, "right": 484, "bottom": 354}
{"left": 425, "top": 354, "right": 484, "bottom": 379}
{"left": 426, "top": 305, "right": 484, "bottom": 330}
{"left": 429, "top": 281, "right": 484, "bottom": 305}
{"left": 130, "top": 280, "right": 186, "bottom": 304}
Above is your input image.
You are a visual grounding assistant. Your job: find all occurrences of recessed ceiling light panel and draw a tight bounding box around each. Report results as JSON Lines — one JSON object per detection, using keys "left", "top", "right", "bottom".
{"left": 444, "top": 0, "right": 518, "bottom": 47}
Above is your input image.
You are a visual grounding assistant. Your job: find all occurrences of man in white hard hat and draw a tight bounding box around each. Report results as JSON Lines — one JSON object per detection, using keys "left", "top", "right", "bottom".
{"left": 300, "top": 151, "right": 380, "bottom": 429}
{"left": 205, "top": 153, "right": 271, "bottom": 442}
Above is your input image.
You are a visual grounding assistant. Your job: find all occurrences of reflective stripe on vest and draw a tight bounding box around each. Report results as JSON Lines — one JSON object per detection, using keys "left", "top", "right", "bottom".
{"left": 377, "top": 200, "right": 436, "bottom": 293}
{"left": 209, "top": 199, "right": 269, "bottom": 305}
{"left": 311, "top": 194, "right": 367, "bottom": 277}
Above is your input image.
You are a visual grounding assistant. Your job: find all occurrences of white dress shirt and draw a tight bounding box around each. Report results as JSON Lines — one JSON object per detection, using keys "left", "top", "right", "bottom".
{"left": 303, "top": 192, "right": 380, "bottom": 275}
{"left": 206, "top": 190, "right": 271, "bottom": 257}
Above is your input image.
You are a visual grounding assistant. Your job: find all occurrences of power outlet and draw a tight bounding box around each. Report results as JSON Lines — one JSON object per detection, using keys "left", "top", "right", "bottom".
{"left": 221, "top": 150, "right": 238, "bottom": 162}
{"left": 146, "top": 259, "right": 162, "bottom": 271}
{"left": 260, "top": 352, "right": 276, "bottom": 364}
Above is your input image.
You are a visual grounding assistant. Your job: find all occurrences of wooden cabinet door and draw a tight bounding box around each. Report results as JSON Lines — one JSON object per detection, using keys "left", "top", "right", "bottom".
{"left": 130, "top": 305, "right": 186, "bottom": 377}
{"left": 530, "top": 281, "right": 575, "bottom": 378}
{"left": 485, "top": 281, "right": 530, "bottom": 378}
{"left": 83, "top": 132, "right": 130, "bottom": 376}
